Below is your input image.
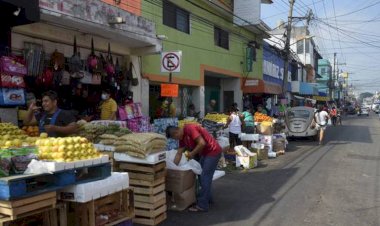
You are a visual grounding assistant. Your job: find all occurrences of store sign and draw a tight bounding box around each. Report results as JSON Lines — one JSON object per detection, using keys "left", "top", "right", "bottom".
{"left": 233, "top": 0, "right": 261, "bottom": 25}
{"left": 161, "top": 84, "right": 179, "bottom": 97}
{"left": 263, "top": 60, "right": 292, "bottom": 81}
{"left": 245, "top": 80, "right": 259, "bottom": 86}
{"left": 161, "top": 51, "right": 182, "bottom": 73}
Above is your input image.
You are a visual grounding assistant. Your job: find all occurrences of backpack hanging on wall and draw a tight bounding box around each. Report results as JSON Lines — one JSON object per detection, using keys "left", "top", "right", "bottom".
{"left": 105, "top": 43, "right": 115, "bottom": 76}
{"left": 87, "top": 38, "right": 100, "bottom": 73}
{"left": 68, "top": 36, "right": 82, "bottom": 73}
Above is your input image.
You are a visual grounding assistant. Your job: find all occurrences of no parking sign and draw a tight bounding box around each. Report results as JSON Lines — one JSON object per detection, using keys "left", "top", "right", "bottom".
{"left": 161, "top": 51, "right": 182, "bottom": 73}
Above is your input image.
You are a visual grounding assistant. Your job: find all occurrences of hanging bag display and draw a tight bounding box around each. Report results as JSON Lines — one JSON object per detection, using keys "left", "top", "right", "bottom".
{"left": 105, "top": 43, "right": 115, "bottom": 76}
{"left": 68, "top": 36, "right": 82, "bottom": 74}
{"left": 131, "top": 63, "right": 139, "bottom": 86}
{"left": 0, "top": 73, "right": 25, "bottom": 88}
{"left": 87, "top": 38, "right": 100, "bottom": 73}
{"left": 0, "top": 88, "right": 26, "bottom": 106}
{"left": 50, "top": 49, "right": 65, "bottom": 71}
{"left": 0, "top": 48, "right": 27, "bottom": 76}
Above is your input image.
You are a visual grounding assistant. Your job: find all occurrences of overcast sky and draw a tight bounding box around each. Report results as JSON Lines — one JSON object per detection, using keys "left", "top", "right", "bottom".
{"left": 261, "top": 0, "right": 380, "bottom": 93}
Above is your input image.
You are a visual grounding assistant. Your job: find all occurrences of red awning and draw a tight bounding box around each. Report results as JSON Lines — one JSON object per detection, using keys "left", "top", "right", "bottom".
{"left": 242, "top": 79, "right": 282, "bottom": 95}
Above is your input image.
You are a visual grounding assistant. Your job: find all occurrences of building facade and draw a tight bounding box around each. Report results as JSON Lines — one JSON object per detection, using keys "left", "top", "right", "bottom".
{"left": 141, "top": 0, "right": 270, "bottom": 117}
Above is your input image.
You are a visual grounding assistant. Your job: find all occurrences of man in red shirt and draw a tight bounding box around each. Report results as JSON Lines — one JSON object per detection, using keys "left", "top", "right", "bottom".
{"left": 166, "top": 124, "right": 222, "bottom": 212}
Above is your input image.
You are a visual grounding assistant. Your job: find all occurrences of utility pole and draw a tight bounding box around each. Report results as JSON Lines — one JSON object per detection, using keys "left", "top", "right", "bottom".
{"left": 330, "top": 52, "right": 336, "bottom": 100}
{"left": 282, "top": 0, "right": 295, "bottom": 96}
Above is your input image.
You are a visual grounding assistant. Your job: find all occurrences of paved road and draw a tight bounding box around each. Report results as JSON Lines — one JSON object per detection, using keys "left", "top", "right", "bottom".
{"left": 161, "top": 114, "right": 380, "bottom": 226}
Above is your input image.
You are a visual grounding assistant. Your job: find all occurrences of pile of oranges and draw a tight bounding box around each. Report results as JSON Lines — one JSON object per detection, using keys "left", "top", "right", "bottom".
{"left": 22, "top": 126, "right": 39, "bottom": 137}
{"left": 254, "top": 112, "right": 273, "bottom": 122}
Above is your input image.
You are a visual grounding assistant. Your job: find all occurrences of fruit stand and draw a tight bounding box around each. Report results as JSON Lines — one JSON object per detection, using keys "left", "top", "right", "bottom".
{"left": 0, "top": 122, "right": 135, "bottom": 226}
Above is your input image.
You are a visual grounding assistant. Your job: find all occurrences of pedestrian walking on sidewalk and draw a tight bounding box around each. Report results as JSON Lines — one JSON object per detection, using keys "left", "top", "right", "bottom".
{"left": 314, "top": 106, "right": 330, "bottom": 145}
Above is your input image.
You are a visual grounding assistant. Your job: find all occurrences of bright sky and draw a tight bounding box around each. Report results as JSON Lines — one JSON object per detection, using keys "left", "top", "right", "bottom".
{"left": 261, "top": 0, "right": 380, "bottom": 93}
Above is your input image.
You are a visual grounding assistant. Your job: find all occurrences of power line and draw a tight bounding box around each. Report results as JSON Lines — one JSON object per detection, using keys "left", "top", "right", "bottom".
{"left": 324, "top": 0, "right": 380, "bottom": 19}
{"left": 331, "top": 0, "right": 345, "bottom": 63}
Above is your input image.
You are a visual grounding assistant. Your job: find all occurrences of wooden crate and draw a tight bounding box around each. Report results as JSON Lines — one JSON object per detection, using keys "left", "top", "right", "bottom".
{"left": 116, "top": 162, "right": 167, "bottom": 226}
{"left": 69, "top": 189, "right": 134, "bottom": 226}
{"left": 0, "top": 192, "right": 56, "bottom": 222}
{"left": 133, "top": 212, "right": 167, "bottom": 226}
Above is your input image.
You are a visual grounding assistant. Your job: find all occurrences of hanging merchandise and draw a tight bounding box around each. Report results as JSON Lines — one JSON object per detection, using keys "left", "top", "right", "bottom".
{"left": 37, "top": 68, "right": 54, "bottom": 88}
{"left": 61, "top": 70, "right": 71, "bottom": 85}
{"left": 0, "top": 73, "right": 25, "bottom": 88}
{"left": 0, "top": 49, "right": 27, "bottom": 76}
{"left": 87, "top": 38, "right": 100, "bottom": 73}
{"left": 68, "top": 36, "right": 82, "bottom": 74}
{"left": 105, "top": 43, "right": 115, "bottom": 76}
{"left": 0, "top": 88, "right": 26, "bottom": 106}
{"left": 50, "top": 49, "right": 65, "bottom": 71}
{"left": 115, "top": 58, "right": 122, "bottom": 77}
{"left": 24, "top": 43, "right": 44, "bottom": 77}
{"left": 131, "top": 63, "right": 139, "bottom": 86}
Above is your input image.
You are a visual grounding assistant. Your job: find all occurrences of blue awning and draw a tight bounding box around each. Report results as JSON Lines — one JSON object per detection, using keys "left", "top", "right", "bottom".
{"left": 300, "top": 82, "right": 316, "bottom": 95}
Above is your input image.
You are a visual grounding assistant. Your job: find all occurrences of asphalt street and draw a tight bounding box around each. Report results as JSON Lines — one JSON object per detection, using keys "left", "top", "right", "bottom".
{"left": 161, "top": 114, "right": 380, "bottom": 226}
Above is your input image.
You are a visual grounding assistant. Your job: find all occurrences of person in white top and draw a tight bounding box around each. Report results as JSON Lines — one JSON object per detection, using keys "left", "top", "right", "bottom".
{"left": 314, "top": 106, "right": 330, "bottom": 145}
{"left": 225, "top": 106, "right": 243, "bottom": 149}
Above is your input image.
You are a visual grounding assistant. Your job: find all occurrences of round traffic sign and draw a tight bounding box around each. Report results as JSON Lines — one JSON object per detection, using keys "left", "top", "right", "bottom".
{"left": 162, "top": 52, "right": 180, "bottom": 72}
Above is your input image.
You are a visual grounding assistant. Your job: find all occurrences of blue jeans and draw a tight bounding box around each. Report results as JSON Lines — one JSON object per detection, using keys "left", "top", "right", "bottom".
{"left": 197, "top": 153, "right": 221, "bottom": 211}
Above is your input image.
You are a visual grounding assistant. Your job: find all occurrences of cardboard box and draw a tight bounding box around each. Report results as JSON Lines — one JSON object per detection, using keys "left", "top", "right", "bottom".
{"left": 166, "top": 169, "right": 196, "bottom": 193}
{"left": 259, "top": 135, "right": 273, "bottom": 146}
{"left": 167, "top": 185, "right": 196, "bottom": 211}
{"left": 236, "top": 154, "right": 257, "bottom": 169}
{"left": 257, "top": 124, "right": 273, "bottom": 135}
{"left": 252, "top": 147, "right": 268, "bottom": 160}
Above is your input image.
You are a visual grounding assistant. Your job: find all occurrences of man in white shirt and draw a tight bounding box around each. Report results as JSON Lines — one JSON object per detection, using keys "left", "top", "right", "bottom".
{"left": 314, "top": 106, "right": 330, "bottom": 145}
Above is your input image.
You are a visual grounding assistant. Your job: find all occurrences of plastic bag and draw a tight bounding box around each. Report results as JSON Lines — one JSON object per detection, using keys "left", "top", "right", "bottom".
{"left": 166, "top": 150, "right": 202, "bottom": 175}
{"left": 24, "top": 159, "right": 51, "bottom": 174}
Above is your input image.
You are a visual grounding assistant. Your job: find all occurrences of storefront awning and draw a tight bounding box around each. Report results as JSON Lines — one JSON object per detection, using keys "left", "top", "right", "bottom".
{"left": 13, "top": 0, "right": 161, "bottom": 55}
{"left": 313, "top": 96, "right": 330, "bottom": 101}
{"left": 300, "top": 82, "right": 318, "bottom": 95}
{"left": 242, "top": 79, "right": 282, "bottom": 95}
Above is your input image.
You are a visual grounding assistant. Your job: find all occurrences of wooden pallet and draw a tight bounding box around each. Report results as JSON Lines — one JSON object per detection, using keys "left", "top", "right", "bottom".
{"left": 133, "top": 212, "right": 167, "bottom": 226}
{"left": 69, "top": 189, "right": 134, "bottom": 226}
{"left": 135, "top": 204, "right": 166, "bottom": 218}
{"left": 0, "top": 163, "right": 111, "bottom": 200}
{"left": 0, "top": 192, "right": 56, "bottom": 223}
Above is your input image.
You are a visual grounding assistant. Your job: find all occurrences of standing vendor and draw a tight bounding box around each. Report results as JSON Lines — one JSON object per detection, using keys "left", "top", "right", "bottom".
{"left": 100, "top": 89, "right": 117, "bottom": 120}
{"left": 166, "top": 124, "right": 222, "bottom": 212}
{"left": 24, "top": 91, "right": 77, "bottom": 137}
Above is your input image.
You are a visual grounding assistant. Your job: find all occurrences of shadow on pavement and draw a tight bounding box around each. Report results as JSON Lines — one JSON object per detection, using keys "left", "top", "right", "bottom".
{"left": 160, "top": 167, "right": 299, "bottom": 226}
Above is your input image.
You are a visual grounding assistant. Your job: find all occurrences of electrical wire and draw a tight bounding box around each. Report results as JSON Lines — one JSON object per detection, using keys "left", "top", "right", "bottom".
{"left": 331, "top": 0, "right": 346, "bottom": 63}
{"left": 323, "top": 0, "right": 380, "bottom": 19}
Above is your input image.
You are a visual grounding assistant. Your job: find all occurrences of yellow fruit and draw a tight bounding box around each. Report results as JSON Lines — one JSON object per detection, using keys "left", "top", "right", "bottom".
{"left": 58, "top": 145, "right": 66, "bottom": 153}
{"left": 40, "top": 133, "right": 48, "bottom": 138}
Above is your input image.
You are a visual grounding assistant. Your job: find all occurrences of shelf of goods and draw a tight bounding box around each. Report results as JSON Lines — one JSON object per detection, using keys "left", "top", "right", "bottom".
{"left": 116, "top": 161, "right": 167, "bottom": 226}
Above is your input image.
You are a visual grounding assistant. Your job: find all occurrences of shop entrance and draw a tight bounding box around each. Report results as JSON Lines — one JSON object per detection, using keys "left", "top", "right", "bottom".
{"left": 204, "top": 71, "right": 241, "bottom": 114}
{"left": 224, "top": 91, "right": 234, "bottom": 112}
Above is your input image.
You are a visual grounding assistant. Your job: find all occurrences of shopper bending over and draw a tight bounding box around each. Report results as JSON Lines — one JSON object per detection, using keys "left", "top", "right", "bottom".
{"left": 166, "top": 124, "right": 222, "bottom": 212}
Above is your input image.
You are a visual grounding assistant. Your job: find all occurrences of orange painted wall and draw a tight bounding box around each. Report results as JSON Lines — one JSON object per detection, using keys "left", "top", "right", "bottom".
{"left": 101, "top": 0, "right": 141, "bottom": 16}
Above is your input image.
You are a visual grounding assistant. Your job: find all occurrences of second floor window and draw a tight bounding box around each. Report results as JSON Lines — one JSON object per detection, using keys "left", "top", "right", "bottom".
{"left": 297, "top": 40, "right": 303, "bottom": 54}
{"left": 163, "top": 1, "right": 190, "bottom": 34}
{"left": 214, "top": 27, "right": 229, "bottom": 49}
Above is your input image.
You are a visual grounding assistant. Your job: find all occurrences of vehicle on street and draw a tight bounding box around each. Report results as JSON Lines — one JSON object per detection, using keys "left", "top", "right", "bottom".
{"left": 358, "top": 107, "right": 369, "bottom": 116}
{"left": 285, "top": 107, "right": 318, "bottom": 139}
{"left": 374, "top": 105, "right": 380, "bottom": 114}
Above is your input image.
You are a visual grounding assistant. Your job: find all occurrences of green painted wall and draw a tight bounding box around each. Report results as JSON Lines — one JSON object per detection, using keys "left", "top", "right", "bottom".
{"left": 141, "top": 0, "right": 263, "bottom": 82}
